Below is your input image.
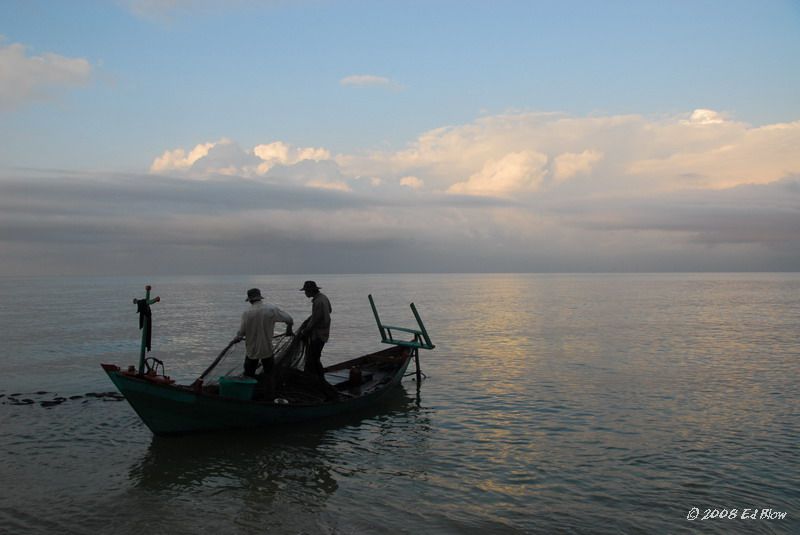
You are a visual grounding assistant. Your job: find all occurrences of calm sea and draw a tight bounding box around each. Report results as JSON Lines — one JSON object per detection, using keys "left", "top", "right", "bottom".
{"left": 0, "top": 273, "right": 797, "bottom": 534}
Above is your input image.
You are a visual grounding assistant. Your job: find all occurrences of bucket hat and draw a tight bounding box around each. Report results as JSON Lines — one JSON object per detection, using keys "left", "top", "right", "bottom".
{"left": 246, "top": 288, "right": 263, "bottom": 302}
{"left": 299, "top": 281, "right": 321, "bottom": 292}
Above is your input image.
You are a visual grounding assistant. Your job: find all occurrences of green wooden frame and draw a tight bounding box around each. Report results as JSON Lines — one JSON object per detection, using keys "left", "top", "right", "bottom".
{"left": 368, "top": 294, "right": 435, "bottom": 350}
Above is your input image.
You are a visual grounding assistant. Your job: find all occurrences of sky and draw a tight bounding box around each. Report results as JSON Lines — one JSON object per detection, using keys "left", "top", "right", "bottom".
{"left": 1, "top": 0, "right": 799, "bottom": 276}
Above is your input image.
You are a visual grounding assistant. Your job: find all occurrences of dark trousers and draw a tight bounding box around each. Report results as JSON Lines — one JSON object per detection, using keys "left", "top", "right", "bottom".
{"left": 305, "top": 339, "right": 326, "bottom": 380}
{"left": 306, "top": 338, "right": 337, "bottom": 400}
{"left": 244, "top": 356, "right": 274, "bottom": 377}
{"left": 244, "top": 357, "right": 275, "bottom": 399}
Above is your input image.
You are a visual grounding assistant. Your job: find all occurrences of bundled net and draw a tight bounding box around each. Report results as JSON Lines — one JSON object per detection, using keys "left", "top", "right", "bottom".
{"left": 200, "top": 332, "right": 331, "bottom": 402}
{"left": 202, "top": 334, "right": 305, "bottom": 384}
{"left": 274, "top": 335, "right": 308, "bottom": 375}
{"left": 273, "top": 334, "right": 340, "bottom": 400}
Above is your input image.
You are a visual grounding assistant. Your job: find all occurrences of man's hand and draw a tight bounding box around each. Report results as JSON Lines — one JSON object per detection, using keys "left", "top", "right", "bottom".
{"left": 231, "top": 336, "right": 243, "bottom": 344}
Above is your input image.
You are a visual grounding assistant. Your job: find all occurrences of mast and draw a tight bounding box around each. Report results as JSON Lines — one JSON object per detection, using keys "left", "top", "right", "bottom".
{"left": 133, "top": 285, "right": 160, "bottom": 374}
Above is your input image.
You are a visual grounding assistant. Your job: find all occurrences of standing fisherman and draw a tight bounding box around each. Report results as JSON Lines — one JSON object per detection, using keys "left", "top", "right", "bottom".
{"left": 298, "top": 281, "right": 336, "bottom": 398}
{"left": 232, "top": 288, "right": 294, "bottom": 393}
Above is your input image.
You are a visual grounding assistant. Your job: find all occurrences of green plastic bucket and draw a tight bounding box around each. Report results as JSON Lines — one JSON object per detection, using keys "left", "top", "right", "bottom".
{"left": 219, "top": 376, "right": 257, "bottom": 400}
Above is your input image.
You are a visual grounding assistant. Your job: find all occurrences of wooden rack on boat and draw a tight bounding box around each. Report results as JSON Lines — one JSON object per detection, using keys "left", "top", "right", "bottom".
{"left": 368, "top": 294, "right": 435, "bottom": 383}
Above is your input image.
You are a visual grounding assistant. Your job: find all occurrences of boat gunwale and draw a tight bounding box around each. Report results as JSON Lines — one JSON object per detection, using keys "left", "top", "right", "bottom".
{"left": 101, "top": 345, "right": 411, "bottom": 409}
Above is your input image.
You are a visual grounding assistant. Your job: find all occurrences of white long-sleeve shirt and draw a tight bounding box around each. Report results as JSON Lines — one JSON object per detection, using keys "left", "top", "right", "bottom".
{"left": 237, "top": 301, "right": 293, "bottom": 360}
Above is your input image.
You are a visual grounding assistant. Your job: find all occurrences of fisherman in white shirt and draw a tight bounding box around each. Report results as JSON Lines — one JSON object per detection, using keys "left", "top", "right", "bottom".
{"left": 232, "top": 288, "right": 293, "bottom": 381}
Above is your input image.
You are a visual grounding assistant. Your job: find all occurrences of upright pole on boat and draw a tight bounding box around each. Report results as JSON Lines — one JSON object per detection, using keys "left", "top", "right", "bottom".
{"left": 368, "top": 294, "right": 434, "bottom": 386}
{"left": 410, "top": 303, "right": 433, "bottom": 349}
{"left": 134, "top": 285, "right": 160, "bottom": 374}
{"left": 413, "top": 347, "right": 421, "bottom": 385}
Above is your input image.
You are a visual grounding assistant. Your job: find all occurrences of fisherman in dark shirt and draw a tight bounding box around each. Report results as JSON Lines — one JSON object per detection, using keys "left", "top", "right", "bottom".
{"left": 298, "top": 281, "right": 336, "bottom": 398}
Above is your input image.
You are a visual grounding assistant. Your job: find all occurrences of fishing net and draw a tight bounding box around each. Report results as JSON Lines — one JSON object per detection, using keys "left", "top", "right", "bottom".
{"left": 200, "top": 331, "right": 333, "bottom": 402}
{"left": 202, "top": 334, "right": 304, "bottom": 385}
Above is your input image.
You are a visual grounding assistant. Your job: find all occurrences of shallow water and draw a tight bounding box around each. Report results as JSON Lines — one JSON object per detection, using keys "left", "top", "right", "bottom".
{"left": 0, "top": 273, "right": 797, "bottom": 533}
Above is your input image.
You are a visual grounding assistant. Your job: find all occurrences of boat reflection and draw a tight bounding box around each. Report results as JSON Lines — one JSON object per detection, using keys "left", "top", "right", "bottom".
{"left": 127, "top": 386, "right": 422, "bottom": 504}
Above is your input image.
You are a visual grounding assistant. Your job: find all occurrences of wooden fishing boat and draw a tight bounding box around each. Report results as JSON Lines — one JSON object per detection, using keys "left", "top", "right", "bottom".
{"left": 102, "top": 290, "right": 434, "bottom": 436}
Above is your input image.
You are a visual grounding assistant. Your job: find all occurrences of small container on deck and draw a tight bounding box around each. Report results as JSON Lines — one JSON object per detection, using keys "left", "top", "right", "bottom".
{"left": 349, "top": 366, "right": 363, "bottom": 386}
{"left": 219, "top": 376, "right": 257, "bottom": 400}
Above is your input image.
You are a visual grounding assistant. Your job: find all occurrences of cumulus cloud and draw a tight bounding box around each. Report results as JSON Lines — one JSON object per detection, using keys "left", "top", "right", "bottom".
{"left": 269, "top": 159, "right": 351, "bottom": 192}
{"left": 338, "top": 109, "right": 800, "bottom": 197}
{"left": 0, "top": 39, "right": 92, "bottom": 111}
{"left": 552, "top": 150, "right": 604, "bottom": 182}
{"left": 399, "top": 176, "right": 424, "bottom": 189}
{"left": 253, "top": 141, "right": 331, "bottom": 174}
{"left": 683, "top": 108, "right": 727, "bottom": 125}
{"left": 627, "top": 118, "right": 800, "bottom": 189}
{"left": 188, "top": 139, "right": 261, "bottom": 176}
{"left": 33, "top": 107, "right": 792, "bottom": 275}
{"left": 150, "top": 138, "right": 335, "bottom": 186}
{"left": 150, "top": 109, "right": 800, "bottom": 200}
{"left": 150, "top": 138, "right": 263, "bottom": 177}
{"left": 448, "top": 151, "right": 549, "bottom": 196}
{"left": 150, "top": 141, "right": 216, "bottom": 173}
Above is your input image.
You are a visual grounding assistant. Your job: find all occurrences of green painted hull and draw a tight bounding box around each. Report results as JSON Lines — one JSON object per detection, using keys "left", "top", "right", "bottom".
{"left": 103, "top": 348, "right": 411, "bottom": 436}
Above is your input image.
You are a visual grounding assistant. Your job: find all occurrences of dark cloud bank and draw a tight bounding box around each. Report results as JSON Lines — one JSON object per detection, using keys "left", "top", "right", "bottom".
{"left": 1, "top": 171, "right": 798, "bottom": 276}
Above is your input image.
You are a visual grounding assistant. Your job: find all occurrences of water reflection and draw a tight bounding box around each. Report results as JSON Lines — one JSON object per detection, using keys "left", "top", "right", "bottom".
{"left": 130, "top": 428, "right": 338, "bottom": 498}
{"left": 127, "top": 386, "right": 423, "bottom": 507}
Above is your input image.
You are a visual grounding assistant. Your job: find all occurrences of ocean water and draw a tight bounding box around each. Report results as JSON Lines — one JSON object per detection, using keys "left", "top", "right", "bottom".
{"left": 0, "top": 273, "right": 797, "bottom": 534}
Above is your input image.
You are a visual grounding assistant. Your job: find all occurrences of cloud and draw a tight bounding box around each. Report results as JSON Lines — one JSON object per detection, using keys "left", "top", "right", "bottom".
{"left": 119, "top": 0, "right": 231, "bottom": 21}
{"left": 148, "top": 109, "right": 800, "bottom": 201}
{"left": 0, "top": 171, "right": 510, "bottom": 275}
{"left": 123, "top": 0, "right": 195, "bottom": 15}
{"left": 550, "top": 178, "right": 800, "bottom": 244}
{"left": 399, "top": 176, "right": 424, "bottom": 189}
{"left": 552, "top": 150, "right": 604, "bottom": 182}
{"left": 150, "top": 139, "right": 334, "bottom": 184}
{"left": 448, "top": 151, "right": 549, "bottom": 196}
{"left": 627, "top": 119, "right": 800, "bottom": 189}
{"left": 268, "top": 160, "right": 351, "bottom": 192}
{"left": 0, "top": 39, "right": 92, "bottom": 111}
{"left": 1, "top": 168, "right": 798, "bottom": 276}
{"left": 339, "top": 109, "right": 800, "bottom": 197}
{"left": 683, "top": 108, "right": 727, "bottom": 125}
{"left": 7, "top": 108, "right": 799, "bottom": 275}
{"left": 340, "top": 74, "right": 401, "bottom": 89}
{"left": 150, "top": 141, "right": 216, "bottom": 173}
{"left": 253, "top": 141, "right": 331, "bottom": 174}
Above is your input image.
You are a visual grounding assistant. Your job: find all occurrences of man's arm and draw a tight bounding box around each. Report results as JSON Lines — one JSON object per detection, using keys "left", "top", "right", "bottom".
{"left": 308, "top": 299, "right": 325, "bottom": 330}
{"left": 275, "top": 307, "right": 294, "bottom": 335}
{"left": 233, "top": 313, "right": 247, "bottom": 343}
{"left": 301, "top": 298, "right": 328, "bottom": 337}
